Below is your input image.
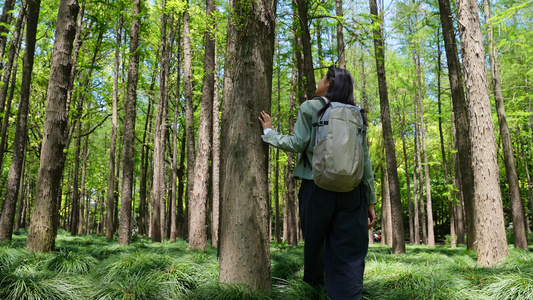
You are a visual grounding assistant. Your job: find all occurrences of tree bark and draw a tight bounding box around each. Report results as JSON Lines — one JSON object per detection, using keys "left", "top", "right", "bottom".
{"left": 483, "top": 0, "right": 527, "bottom": 250}
{"left": 294, "top": 0, "right": 316, "bottom": 99}
{"left": 400, "top": 113, "right": 414, "bottom": 244}
{"left": 381, "top": 165, "right": 392, "bottom": 246}
{"left": 219, "top": 0, "right": 276, "bottom": 289}
{"left": 118, "top": 0, "right": 142, "bottom": 245}
{"left": 457, "top": 0, "right": 509, "bottom": 266}
{"left": 211, "top": 24, "right": 220, "bottom": 247}
{"left": 189, "top": 0, "right": 216, "bottom": 250}
{"left": 437, "top": 0, "right": 475, "bottom": 250}
{"left": 106, "top": 13, "right": 123, "bottom": 241}
{"left": 0, "top": 0, "right": 15, "bottom": 59}
{"left": 183, "top": 2, "right": 195, "bottom": 217}
{"left": 26, "top": 0, "right": 78, "bottom": 252}
{"left": 151, "top": 0, "right": 170, "bottom": 243}
{"left": 335, "top": 0, "right": 345, "bottom": 68}
{"left": 369, "top": 0, "right": 405, "bottom": 253}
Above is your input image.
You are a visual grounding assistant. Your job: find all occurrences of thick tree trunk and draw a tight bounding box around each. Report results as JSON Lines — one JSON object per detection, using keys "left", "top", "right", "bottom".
{"left": 438, "top": 0, "right": 475, "bottom": 250}
{"left": 118, "top": 0, "right": 142, "bottom": 245}
{"left": 483, "top": 0, "right": 527, "bottom": 250}
{"left": 151, "top": 0, "right": 169, "bottom": 243}
{"left": 189, "top": 0, "right": 216, "bottom": 250}
{"left": 369, "top": 0, "right": 405, "bottom": 253}
{"left": 457, "top": 0, "right": 509, "bottom": 266}
{"left": 381, "top": 166, "right": 392, "bottom": 247}
{"left": 335, "top": 0, "right": 345, "bottom": 68}
{"left": 183, "top": 3, "right": 195, "bottom": 216}
{"left": 219, "top": 0, "right": 276, "bottom": 289}
{"left": 106, "top": 14, "right": 123, "bottom": 241}
{"left": 26, "top": 0, "right": 78, "bottom": 252}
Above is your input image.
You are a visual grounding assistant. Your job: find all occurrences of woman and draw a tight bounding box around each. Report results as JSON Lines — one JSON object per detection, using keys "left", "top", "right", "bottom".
{"left": 259, "top": 66, "right": 376, "bottom": 300}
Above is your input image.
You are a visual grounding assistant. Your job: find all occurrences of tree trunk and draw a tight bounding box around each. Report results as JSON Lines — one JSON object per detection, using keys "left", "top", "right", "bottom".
{"left": 26, "top": 0, "right": 78, "bottom": 252}
{"left": 211, "top": 25, "right": 220, "bottom": 247}
{"left": 14, "top": 141, "right": 27, "bottom": 232}
{"left": 400, "top": 113, "right": 414, "bottom": 243}
{"left": 0, "top": 0, "right": 15, "bottom": 59}
{"left": 295, "top": 0, "right": 316, "bottom": 99}
{"left": 437, "top": 0, "right": 475, "bottom": 250}
{"left": 381, "top": 165, "right": 392, "bottom": 246}
{"left": 483, "top": 0, "right": 527, "bottom": 250}
{"left": 70, "top": 107, "right": 83, "bottom": 235}
{"left": 369, "top": 0, "right": 405, "bottom": 253}
{"left": 457, "top": 0, "right": 509, "bottom": 266}
{"left": 189, "top": 0, "right": 216, "bottom": 250}
{"left": 335, "top": 0, "right": 345, "bottom": 68}
{"left": 118, "top": 0, "right": 142, "bottom": 245}
{"left": 151, "top": 0, "right": 169, "bottom": 243}
{"left": 183, "top": 2, "right": 195, "bottom": 217}
{"left": 218, "top": 0, "right": 276, "bottom": 289}
{"left": 106, "top": 13, "right": 123, "bottom": 241}
{"left": 78, "top": 124, "right": 90, "bottom": 235}
{"left": 436, "top": 36, "right": 455, "bottom": 248}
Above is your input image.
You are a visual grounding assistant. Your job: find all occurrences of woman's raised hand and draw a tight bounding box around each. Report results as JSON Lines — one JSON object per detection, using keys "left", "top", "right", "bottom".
{"left": 258, "top": 111, "right": 274, "bottom": 130}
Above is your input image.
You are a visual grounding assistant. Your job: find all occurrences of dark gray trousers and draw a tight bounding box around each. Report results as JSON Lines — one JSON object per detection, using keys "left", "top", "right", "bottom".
{"left": 299, "top": 179, "right": 369, "bottom": 300}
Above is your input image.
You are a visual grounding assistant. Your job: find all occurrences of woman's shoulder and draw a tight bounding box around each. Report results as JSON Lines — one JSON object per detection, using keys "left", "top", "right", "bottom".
{"left": 300, "top": 97, "right": 326, "bottom": 112}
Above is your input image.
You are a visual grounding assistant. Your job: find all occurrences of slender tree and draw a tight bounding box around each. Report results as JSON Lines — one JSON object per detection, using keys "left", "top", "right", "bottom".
{"left": 219, "top": 0, "right": 277, "bottom": 289}
{"left": 118, "top": 0, "right": 142, "bottom": 245}
{"left": 294, "top": 0, "right": 316, "bottom": 98}
{"left": 0, "top": 0, "right": 15, "bottom": 59}
{"left": 189, "top": 0, "right": 216, "bottom": 250}
{"left": 26, "top": 0, "right": 79, "bottom": 252}
{"left": 0, "top": 0, "right": 37, "bottom": 242}
{"left": 437, "top": 0, "right": 475, "bottom": 250}
{"left": 369, "top": 0, "right": 405, "bottom": 253}
{"left": 483, "top": 0, "right": 527, "bottom": 249}
{"left": 457, "top": 0, "right": 508, "bottom": 266}
{"left": 335, "top": 0, "right": 345, "bottom": 68}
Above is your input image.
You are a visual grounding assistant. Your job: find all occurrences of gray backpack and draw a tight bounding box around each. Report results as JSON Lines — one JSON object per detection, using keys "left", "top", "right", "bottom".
{"left": 312, "top": 98, "right": 366, "bottom": 192}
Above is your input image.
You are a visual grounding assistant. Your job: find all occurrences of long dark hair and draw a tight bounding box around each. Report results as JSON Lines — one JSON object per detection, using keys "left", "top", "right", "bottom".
{"left": 318, "top": 65, "right": 368, "bottom": 126}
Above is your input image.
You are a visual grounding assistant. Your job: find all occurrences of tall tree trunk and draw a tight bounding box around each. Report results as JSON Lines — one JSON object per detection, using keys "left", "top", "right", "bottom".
{"left": 483, "top": 0, "right": 527, "bottom": 250}
{"left": 0, "top": 0, "right": 15, "bottom": 59}
{"left": 78, "top": 123, "right": 90, "bottom": 235}
{"left": 381, "top": 165, "right": 392, "bottom": 246}
{"left": 413, "top": 142, "right": 420, "bottom": 244}
{"left": 273, "top": 40, "right": 281, "bottom": 245}
{"left": 436, "top": 36, "right": 455, "bottom": 248}
{"left": 335, "top": 0, "right": 345, "bottom": 68}
{"left": 14, "top": 141, "right": 27, "bottom": 232}
{"left": 457, "top": 0, "right": 508, "bottom": 266}
{"left": 414, "top": 50, "right": 435, "bottom": 247}
{"left": 219, "top": 0, "right": 276, "bottom": 289}
{"left": 26, "top": 0, "right": 78, "bottom": 252}
{"left": 118, "top": 0, "right": 142, "bottom": 245}
{"left": 183, "top": 2, "right": 195, "bottom": 217}
{"left": 414, "top": 97, "right": 427, "bottom": 244}
{"left": 400, "top": 114, "right": 414, "bottom": 244}
{"left": 139, "top": 78, "right": 154, "bottom": 237}
{"left": 151, "top": 0, "right": 170, "bottom": 243}
{"left": 438, "top": 0, "right": 475, "bottom": 250}
{"left": 0, "top": 3, "right": 25, "bottom": 156}
{"left": 284, "top": 59, "right": 298, "bottom": 246}
{"left": 211, "top": 24, "right": 220, "bottom": 247}
{"left": 70, "top": 107, "right": 83, "bottom": 235}
{"left": 369, "top": 0, "right": 405, "bottom": 253}
{"left": 106, "top": 13, "right": 123, "bottom": 241}
{"left": 189, "top": 0, "right": 216, "bottom": 250}
{"left": 295, "top": 0, "right": 316, "bottom": 98}
{"left": 170, "top": 17, "right": 182, "bottom": 243}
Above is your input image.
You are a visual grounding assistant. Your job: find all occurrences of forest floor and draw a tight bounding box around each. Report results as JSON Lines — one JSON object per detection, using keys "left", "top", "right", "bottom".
{"left": 1, "top": 230, "right": 533, "bottom": 300}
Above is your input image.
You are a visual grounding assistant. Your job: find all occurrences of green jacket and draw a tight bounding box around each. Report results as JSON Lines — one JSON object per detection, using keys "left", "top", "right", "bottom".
{"left": 262, "top": 97, "right": 377, "bottom": 205}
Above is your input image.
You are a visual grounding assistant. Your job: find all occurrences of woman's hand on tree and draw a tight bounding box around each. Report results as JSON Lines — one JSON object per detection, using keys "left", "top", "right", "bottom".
{"left": 258, "top": 111, "right": 274, "bottom": 130}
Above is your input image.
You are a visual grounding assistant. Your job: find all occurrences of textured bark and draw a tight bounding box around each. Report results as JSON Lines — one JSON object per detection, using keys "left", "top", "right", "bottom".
{"left": 26, "top": 0, "right": 78, "bottom": 252}
{"left": 437, "top": 0, "right": 475, "bottom": 250}
{"left": 381, "top": 165, "right": 392, "bottom": 246}
{"left": 294, "top": 0, "right": 315, "bottom": 99}
{"left": 106, "top": 14, "right": 123, "bottom": 241}
{"left": 78, "top": 124, "right": 89, "bottom": 235}
{"left": 457, "top": 0, "right": 508, "bottom": 266}
{"left": 151, "top": 0, "right": 170, "bottom": 243}
{"left": 273, "top": 44, "right": 281, "bottom": 244}
{"left": 483, "top": 0, "right": 527, "bottom": 250}
{"left": 211, "top": 27, "right": 220, "bottom": 247}
{"left": 183, "top": 3, "right": 195, "bottom": 212}
{"left": 70, "top": 109, "right": 83, "bottom": 235}
{"left": 335, "top": 0, "right": 345, "bottom": 68}
{"left": 118, "top": 0, "right": 142, "bottom": 245}
{"left": 219, "top": 0, "right": 276, "bottom": 289}
{"left": 413, "top": 141, "right": 420, "bottom": 244}
{"left": 189, "top": 0, "right": 216, "bottom": 250}
{"left": 369, "top": 0, "right": 405, "bottom": 253}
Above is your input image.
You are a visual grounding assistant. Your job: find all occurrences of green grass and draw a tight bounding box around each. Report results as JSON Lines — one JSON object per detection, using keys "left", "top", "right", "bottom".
{"left": 1, "top": 230, "right": 533, "bottom": 299}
